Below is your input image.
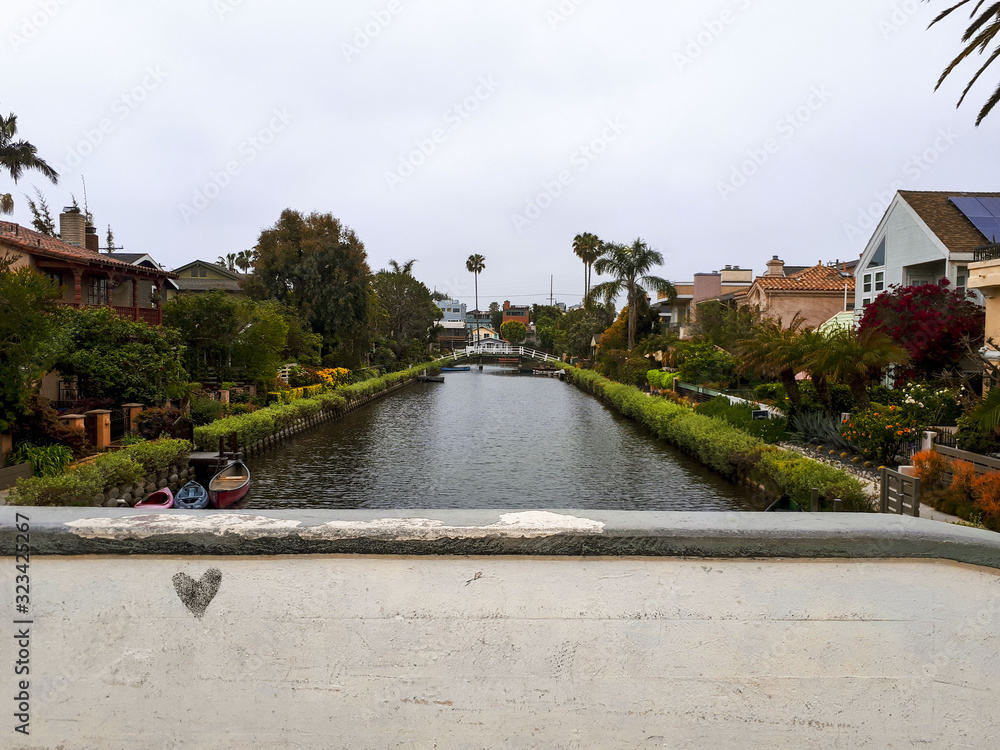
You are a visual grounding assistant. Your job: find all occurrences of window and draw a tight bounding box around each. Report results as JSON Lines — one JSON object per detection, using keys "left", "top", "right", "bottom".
{"left": 871, "top": 237, "right": 886, "bottom": 268}
{"left": 88, "top": 277, "right": 108, "bottom": 306}
{"left": 863, "top": 274, "right": 872, "bottom": 294}
{"left": 956, "top": 267, "right": 967, "bottom": 294}
{"left": 199, "top": 268, "right": 207, "bottom": 278}
{"left": 191, "top": 269, "right": 198, "bottom": 277}
{"left": 875, "top": 271, "right": 884, "bottom": 292}
{"left": 862, "top": 298, "right": 871, "bottom": 307}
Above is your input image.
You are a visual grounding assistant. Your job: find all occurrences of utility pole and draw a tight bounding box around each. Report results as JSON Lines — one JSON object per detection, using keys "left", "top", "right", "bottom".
{"left": 550, "top": 275, "right": 554, "bottom": 306}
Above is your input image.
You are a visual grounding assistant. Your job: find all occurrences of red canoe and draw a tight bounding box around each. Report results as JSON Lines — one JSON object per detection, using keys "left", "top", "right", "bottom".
{"left": 135, "top": 487, "right": 174, "bottom": 509}
{"left": 208, "top": 460, "right": 251, "bottom": 509}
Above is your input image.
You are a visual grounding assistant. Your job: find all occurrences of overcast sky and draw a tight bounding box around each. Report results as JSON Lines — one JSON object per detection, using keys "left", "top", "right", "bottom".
{"left": 3, "top": 0, "right": 995, "bottom": 308}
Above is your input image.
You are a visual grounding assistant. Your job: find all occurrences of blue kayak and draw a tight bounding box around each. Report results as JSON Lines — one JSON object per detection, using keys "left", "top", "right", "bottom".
{"left": 174, "top": 481, "right": 211, "bottom": 510}
{"left": 441, "top": 366, "right": 471, "bottom": 371}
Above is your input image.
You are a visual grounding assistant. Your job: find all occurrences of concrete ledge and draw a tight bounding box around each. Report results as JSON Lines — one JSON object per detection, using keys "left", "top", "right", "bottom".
{"left": 3, "top": 508, "right": 999, "bottom": 568}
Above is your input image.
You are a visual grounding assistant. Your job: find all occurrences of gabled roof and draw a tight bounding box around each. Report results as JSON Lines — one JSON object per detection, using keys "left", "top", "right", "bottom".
{"left": 0, "top": 221, "right": 176, "bottom": 277}
{"left": 899, "top": 190, "right": 1000, "bottom": 254}
{"left": 174, "top": 277, "right": 243, "bottom": 292}
{"left": 173, "top": 259, "right": 244, "bottom": 281}
{"left": 751, "top": 264, "right": 856, "bottom": 293}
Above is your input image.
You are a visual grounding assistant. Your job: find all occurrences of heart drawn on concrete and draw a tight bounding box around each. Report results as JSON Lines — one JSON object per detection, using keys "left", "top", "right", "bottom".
{"left": 172, "top": 568, "right": 222, "bottom": 619}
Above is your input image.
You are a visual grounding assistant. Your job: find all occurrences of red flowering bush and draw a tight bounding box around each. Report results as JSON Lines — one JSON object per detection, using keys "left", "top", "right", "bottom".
{"left": 858, "top": 280, "right": 984, "bottom": 380}
{"left": 840, "top": 403, "right": 923, "bottom": 464}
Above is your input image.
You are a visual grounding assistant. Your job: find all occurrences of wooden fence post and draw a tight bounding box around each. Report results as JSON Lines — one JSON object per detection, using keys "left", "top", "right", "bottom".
{"left": 810, "top": 488, "right": 820, "bottom": 512}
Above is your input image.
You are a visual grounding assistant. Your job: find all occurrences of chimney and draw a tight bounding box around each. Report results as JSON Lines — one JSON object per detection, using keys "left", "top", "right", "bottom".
{"left": 59, "top": 207, "right": 85, "bottom": 247}
{"left": 85, "top": 226, "right": 99, "bottom": 253}
{"left": 766, "top": 256, "right": 785, "bottom": 277}
{"left": 503, "top": 300, "right": 511, "bottom": 311}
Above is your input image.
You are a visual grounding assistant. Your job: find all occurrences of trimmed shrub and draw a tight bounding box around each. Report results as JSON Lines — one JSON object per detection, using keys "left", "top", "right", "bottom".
{"left": 82, "top": 451, "right": 145, "bottom": 491}
{"left": 123, "top": 438, "right": 192, "bottom": 474}
{"left": 7, "top": 471, "right": 102, "bottom": 507}
{"left": 563, "top": 365, "right": 870, "bottom": 510}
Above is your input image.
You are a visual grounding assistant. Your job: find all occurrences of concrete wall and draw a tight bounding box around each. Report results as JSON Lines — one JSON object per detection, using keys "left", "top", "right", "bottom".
{"left": 3, "top": 509, "right": 1000, "bottom": 749}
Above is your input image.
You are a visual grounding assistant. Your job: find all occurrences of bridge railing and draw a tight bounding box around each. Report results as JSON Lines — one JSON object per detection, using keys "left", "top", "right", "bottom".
{"left": 436, "top": 345, "right": 560, "bottom": 363}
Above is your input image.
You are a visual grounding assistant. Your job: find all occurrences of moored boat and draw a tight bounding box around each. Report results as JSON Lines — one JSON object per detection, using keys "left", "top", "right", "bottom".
{"left": 174, "top": 481, "right": 211, "bottom": 509}
{"left": 135, "top": 487, "right": 174, "bottom": 509}
{"left": 441, "top": 366, "right": 471, "bottom": 372}
{"left": 208, "top": 460, "right": 251, "bottom": 509}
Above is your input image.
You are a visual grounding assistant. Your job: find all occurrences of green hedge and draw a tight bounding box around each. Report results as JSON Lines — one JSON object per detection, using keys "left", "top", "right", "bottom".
{"left": 192, "top": 361, "right": 439, "bottom": 451}
{"left": 563, "top": 366, "right": 871, "bottom": 510}
{"left": 8, "top": 438, "right": 193, "bottom": 507}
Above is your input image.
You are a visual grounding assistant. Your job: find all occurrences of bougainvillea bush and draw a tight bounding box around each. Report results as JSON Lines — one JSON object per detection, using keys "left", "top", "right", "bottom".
{"left": 858, "top": 280, "right": 984, "bottom": 381}
{"left": 840, "top": 403, "right": 923, "bottom": 465}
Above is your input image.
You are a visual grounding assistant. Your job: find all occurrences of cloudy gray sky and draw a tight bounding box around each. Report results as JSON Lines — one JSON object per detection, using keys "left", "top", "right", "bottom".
{"left": 4, "top": 0, "right": 995, "bottom": 308}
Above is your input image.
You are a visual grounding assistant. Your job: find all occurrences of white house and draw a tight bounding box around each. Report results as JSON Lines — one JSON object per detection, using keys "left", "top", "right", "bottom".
{"left": 467, "top": 326, "right": 500, "bottom": 342}
{"left": 855, "top": 190, "right": 1000, "bottom": 311}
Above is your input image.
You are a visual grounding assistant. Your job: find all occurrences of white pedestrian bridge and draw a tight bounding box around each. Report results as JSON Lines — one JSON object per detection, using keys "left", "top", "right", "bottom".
{"left": 436, "top": 343, "right": 561, "bottom": 363}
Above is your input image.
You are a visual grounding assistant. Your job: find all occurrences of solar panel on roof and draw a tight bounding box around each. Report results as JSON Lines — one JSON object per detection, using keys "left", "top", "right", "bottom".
{"left": 950, "top": 196, "right": 1000, "bottom": 241}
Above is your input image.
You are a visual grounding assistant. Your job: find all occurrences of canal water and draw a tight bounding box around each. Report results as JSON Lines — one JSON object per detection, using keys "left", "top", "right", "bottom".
{"left": 245, "top": 366, "right": 756, "bottom": 510}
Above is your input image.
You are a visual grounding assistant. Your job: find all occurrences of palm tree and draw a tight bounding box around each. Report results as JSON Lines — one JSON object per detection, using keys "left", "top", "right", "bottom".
{"left": 587, "top": 238, "right": 675, "bottom": 351}
{"left": 388, "top": 259, "right": 417, "bottom": 275}
{"left": 217, "top": 253, "right": 237, "bottom": 271}
{"left": 807, "top": 327, "right": 909, "bottom": 409}
{"left": 736, "top": 317, "right": 806, "bottom": 407}
{"left": 572, "top": 233, "right": 603, "bottom": 300}
{"left": 0, "top": 111, "right": 58, "bottom": 214}
{"left": 466, "top": 254, "right": 486, "bottom": 351}
{"left": 930, "top": 1, "right": 1000, "bottom": 125}
{"left": 235, "top": 249, "right": 255, "bottom": 274}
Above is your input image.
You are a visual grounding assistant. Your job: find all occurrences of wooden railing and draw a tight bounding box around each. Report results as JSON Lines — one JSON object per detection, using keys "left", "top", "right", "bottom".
{"left": 58, "top": 302, "right": 162, "bottom": 326}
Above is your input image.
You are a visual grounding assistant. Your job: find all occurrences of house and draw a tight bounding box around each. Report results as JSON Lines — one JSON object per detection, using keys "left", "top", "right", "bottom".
{"left": 171, "top": 260, "right": 245, "bottom": 298}
{"left": 736, "top": 257, "right": 855, "bottom": 329}
{"left": 653, "top": 265, "right": 754, "bottom": 332}
{"left": 855, "top": 190, "right": 1000, "bottom": 311}
{"left": 0, "top": 208, "right": 175, "bottom": 327}
{"left": 436, "top": 320, "right": 468, "bottom": 350}
{"left": 467, "top": 326, "right": 500, "bottom": 343}
{"left": 501, "top": 300, "right": 529, "bottom": 327}
{"left": 465, "top": 309, "right": 492, "bottom": 333}
{"left": 436, "top": 299, "right": 467, "bottom": 322}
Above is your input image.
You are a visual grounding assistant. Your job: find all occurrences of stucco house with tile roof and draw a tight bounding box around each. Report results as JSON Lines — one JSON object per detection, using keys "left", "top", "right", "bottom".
{"left": 855, "top": 190, "right": 1000, "bottom": 312}
{"left": 0, "top": 209, "right": 175, "bottom": 326}
{"left": 736, "top": 257, "right": 855, "bottom": 329}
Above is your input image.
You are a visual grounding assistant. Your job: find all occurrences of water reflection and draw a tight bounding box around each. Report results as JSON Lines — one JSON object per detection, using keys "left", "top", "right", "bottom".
{"left": 245, "top": 366, "right": 756, "bottom": 511}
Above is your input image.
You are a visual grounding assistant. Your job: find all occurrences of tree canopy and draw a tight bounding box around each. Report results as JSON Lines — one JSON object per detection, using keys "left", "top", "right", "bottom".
{"left": 245, "top": 209, "right": 374, "bottom": 366}
{"left": 371, "top": 260, "right": 441, "bottom": 361}
{"left": 587, "top": 238, "right": 675, "bottom": 350}
{"left": 858, "top": 279, "right": 984, "bottom": 380}
{"left": 930, "top": 1, "right": 1000, "bottom": 125}
{"left": 54, "top": 307, "right": 188, "bottom": 405}
{"left": 500, "top": 320, "right": 527, "bottom": 344}
{"left": 163, "top": 292, "right": 294, "bottom": 386}
{"left": 0, "top": 111, "right": 58, "bottom": 214}
{"left": 0, "top": 254, "right": 61, "bottom": 431}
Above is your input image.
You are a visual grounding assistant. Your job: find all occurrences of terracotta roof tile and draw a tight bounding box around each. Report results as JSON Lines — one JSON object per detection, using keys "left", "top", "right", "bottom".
{"left": 899, "top": 190, "right": 1000, "bottom": 254}
{"left": 752, "top": 264, "right": 855, "bottom": 293}
{"left": 0, "top": 221, "right": 176, "bottom": 278}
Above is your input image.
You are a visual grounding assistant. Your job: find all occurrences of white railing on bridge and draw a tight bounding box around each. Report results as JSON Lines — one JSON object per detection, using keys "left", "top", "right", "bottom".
{"left": 435, "top": 345, "right": 560, "bottom": 364}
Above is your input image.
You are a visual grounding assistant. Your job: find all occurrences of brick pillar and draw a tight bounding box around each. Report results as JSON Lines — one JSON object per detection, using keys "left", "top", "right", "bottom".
{"left": 122, "top": 404, "right": 145, "bottom": 434}
{"left": 73, "top": 269, "right": 82, "bottom": 307}
{"left": 219, "top": 390, "right": 230, "bottom": 404}
{"left": 59, "top": 414, "right": 87, "bottom": 433}
{"left": 1, "top": 433, "right": 11, "bottom": 467}
{"left": 84, "top": 410, "right": 112, "bottom": 452}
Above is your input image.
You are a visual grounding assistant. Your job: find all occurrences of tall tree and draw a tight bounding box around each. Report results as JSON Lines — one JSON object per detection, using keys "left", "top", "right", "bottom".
{"left": 372, "top": 260, "right": 441, "bottom": 361}
{"left": 587, "top": 238, "right": 675, "bottom": 351}
{"left": 235, "top": 248, "right": 255, "bottom": 274}
{"left": 105, "top": 225, "right": 118, "bottom": 253}
{"left": 0, "top": 111, "right": 58, "bottom": 215}
{"left": 244, "top": 209, "right": 374, "bottom": 366}
{"left": 572, "top": 232, "right": 603, "bottom": 299}
{"left": 930, "top": 1, "right": 1000, "bottom": 125}
{"left": 488, "top": 301, "right": 502, "bottom": 332}
{"left": 466, "top": 254, "right": 486, "bottom": 348}
{"left": 0, "top": 254, "right": 61, "bottom": 431}
{"left": 217, "top": 253, "right": 237, "bottom": 271}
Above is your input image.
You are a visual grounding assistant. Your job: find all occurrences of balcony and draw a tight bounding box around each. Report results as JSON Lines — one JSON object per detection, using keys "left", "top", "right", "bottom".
{"left": 974, "top": 243, "right": 1000, "bottom": 262}
{"left": 59, "top": 302, "right": 163, "bottom": 326}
